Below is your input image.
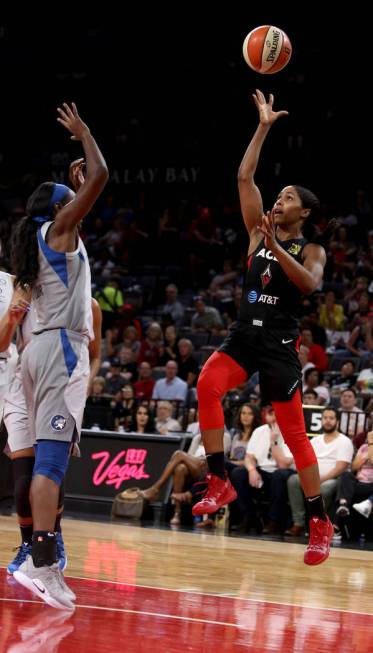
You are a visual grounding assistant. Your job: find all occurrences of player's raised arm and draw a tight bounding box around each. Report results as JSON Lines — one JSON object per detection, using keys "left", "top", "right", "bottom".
{"left": 53, "top": 103, "right": 108, "bottom": 234}
{"left": 238, "top": 90, "right": 288, "bottom": 239}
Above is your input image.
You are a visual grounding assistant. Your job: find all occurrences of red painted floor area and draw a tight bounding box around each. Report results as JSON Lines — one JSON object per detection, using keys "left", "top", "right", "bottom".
{"left": 1, "top": 568, "right": 373, "bottom": 652}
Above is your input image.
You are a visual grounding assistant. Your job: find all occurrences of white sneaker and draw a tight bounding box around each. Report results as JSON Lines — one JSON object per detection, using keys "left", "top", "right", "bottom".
{"left": 57, "top": 568, "right": 76, "bottom": 601}
{"left": 353, "top": 499, "right": 373, "bottom": 519}
{"left": 13, "top": 556, "right": 75, "bottom": 610}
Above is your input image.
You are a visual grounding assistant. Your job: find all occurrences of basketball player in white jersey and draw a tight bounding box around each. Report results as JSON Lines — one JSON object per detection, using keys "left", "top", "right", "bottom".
{"left": 0, "top": 286, "right": 102, "bottom": 580}
{"left": 0, "top": 271, "right": 19, "bottom": 417}
{"left": 10, "top": 102, "right": 108, "bottom": 609}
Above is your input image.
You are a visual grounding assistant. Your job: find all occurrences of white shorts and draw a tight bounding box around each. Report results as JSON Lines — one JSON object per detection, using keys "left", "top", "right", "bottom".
{"left": 21, "top": 329, "right": 90, "bottom": 443}
{"left": 3, "top": 363, "right": 31, "bottom": 453}
{"left": 0, "top": 344, "right": 18, "bottom": 422}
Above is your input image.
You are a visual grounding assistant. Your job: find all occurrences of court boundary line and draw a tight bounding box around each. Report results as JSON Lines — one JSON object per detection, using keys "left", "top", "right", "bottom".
{"left": 0, "top": 597, "right": 243, "bottom": 628}
{"left": 2, "top": 567, "right": 373, "bottom": 619}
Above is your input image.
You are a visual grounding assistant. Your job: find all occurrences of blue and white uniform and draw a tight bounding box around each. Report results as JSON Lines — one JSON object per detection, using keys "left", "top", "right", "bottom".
{"left": 21, "top": 221, "right": 92, "bottom": 443}
{"left": 0, "top": 271, "right": 17, "bottom": 421}
{"left": 4, "top": 307, "right": 34, "bottom": 452}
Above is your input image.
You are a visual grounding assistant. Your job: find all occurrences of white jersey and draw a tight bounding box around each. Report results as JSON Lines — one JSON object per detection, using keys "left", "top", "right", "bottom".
{"left": 32, "top": 222, "right": 93, "bottom": 339}
{"left": 0, "top": 271, "right": 15, "bottom": 359}
{"left": 16, "top": 305, "right": 34, "bottom": 355}
{"left": 0, "top": 271, "right": 17, "bottom": 418}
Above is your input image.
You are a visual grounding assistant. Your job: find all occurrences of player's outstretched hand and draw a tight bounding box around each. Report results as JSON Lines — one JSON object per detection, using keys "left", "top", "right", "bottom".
{"left": 252, "top": 89, "right": 288, "bottom": 127}
{"left": 57, "top": 103, "right": 90, "bottom": 141}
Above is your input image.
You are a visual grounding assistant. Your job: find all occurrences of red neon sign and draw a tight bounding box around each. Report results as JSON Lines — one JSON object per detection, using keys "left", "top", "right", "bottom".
{"left": 91, "top": 449, "right": 150, "bottom": 489}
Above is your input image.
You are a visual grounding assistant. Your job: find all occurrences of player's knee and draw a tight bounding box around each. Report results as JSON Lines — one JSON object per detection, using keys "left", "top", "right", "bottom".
{"left": 33, "top": 440, "right": 71, "bottom": 486}
{"left": 197, "top": 367, "right": 223, "bottom": 403}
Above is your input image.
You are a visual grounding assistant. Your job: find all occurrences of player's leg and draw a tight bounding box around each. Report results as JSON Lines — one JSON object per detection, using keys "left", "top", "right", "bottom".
{"left": 193, "top": 350, "right": 248, "bottom": 516}
{"left": 272, "top": 390, "right": 333, "bottom": 565}
{"left": 261, "top": 333, "right": 333, "bottom": 565}
{"left": 13, "top": 334, "right": 81, "bottom": 608}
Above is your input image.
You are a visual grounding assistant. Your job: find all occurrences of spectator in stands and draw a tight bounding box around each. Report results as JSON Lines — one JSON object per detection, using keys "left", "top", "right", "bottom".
{"left": 344, "top": 309, "right": 373, "bottom": 361}
{"left": 301, "top": 307, "right": 327, "bottom": 348}
{"left": 84, "top": 376, "right": 113, "bottom": 429}
{"left": 330, "top": 360, "right": 357, "bottom": 395}
{"left": 104, "top": 308, "right": 142, "bottom": 360}
{"left": 318, "top": 291, "right": 346, "bottom": 331}
{"left": 338, "top": 388, "right": 366, "bottom": 437}
{"left": 128, "top": 404, "right": 155, "bottom": 434}
{"left": 158, "top": 324, "right": 179, "bottom": 364}
{"left": 228, "top": 404, "right": 261, "bottom": 464}
{"left": 140, "top": 423, "right": 231, "bottom": 526}
{"left": 117, "top": 345, "right": 138, "bottom": 383}
{"left": 161, "top": 284, "right": 185, "bottom": 327}
{"left": 152, "top": 360, "right": 188, "bottom": 403}
{"left": 191, "top": 296, "right": 224, "bottom": 333}
{"left": 176, "top": 339, "right": 199, "bottom": 387}
{"left": 209, "top": 259, "right": 237, "bottom": 301}
{"left": 138, "top": 322, "right": 164, "bottom": 368}
{"left": 300, "top": 327, "right": 328, "bottom": 371}
{"left": 302, "top": 389, "right": 320, "bottom": 405}
{"left": 113, "top": 383, "right": 136, "bottom": 431}
{"left": 95, "top": 275, "right": 125, "bottom": 332}
{"left": 356, "top": 355, "right": 373, "bottom": 396}
{"left": 345, "top": 276, "right": 370, "bottom": 320}
{"left": 333, "top": 430, "right": 373, "bottom": 540}
{"left": 133, "top": 361, "right": 155, "bottom": 401}
{"left": 155, "top": 401, "right": 182, "bottom": 434}
{"left": 285, "top": 408, "right": 353, "bottom": 536}
{"left": 303, "top": 368, "right": 330, "bottom": 405}
{"left": 230, "top": 408, "right": 295, "bottom": 534}
{"left": 104, "top": 357, "right": 129, "bottom": 396}
{"left": 86, "top": 376, "right": 109, "bottom": 402}
{"left": 122, "top": 325, "right": 141, "bottom": 359}
{"left": 299, "top": 344, "right": 315, "bottom": 386}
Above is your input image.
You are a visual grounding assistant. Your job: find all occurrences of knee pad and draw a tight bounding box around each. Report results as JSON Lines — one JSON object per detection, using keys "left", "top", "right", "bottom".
{"left": 33, "top": 440, "right": 71, "bottom": 486}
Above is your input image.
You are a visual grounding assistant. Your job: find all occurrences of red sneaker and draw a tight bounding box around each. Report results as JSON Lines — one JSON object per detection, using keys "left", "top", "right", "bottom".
{"left": 304, "top": 516, "right": 334, "bottom": 566}
{"left": 192, "top": 474, "right": 237, "bottom": 516}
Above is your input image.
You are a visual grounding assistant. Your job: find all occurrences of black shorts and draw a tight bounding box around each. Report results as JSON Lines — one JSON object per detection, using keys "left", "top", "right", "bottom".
{"left": 219, "top": 321, "right": 302, "bottom": 404}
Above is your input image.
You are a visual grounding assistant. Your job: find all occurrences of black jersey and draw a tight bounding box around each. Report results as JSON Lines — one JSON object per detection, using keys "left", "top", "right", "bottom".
{"left": 238, "top": 236, "right": 308, "bottom": 330}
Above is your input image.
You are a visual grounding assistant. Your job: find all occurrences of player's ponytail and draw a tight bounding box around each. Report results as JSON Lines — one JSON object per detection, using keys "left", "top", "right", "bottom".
{"left": 11, "top": 182, "right": 55, "bottom": 288}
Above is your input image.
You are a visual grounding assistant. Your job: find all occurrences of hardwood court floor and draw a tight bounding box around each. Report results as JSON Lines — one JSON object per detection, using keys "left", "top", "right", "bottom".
{"left": 1, "top": 515, "right": 373, "bottom": 652}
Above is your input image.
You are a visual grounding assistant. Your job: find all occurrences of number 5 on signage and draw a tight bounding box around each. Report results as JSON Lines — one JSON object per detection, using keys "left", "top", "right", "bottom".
{"left": 310, "top": 412, "right": 322, "bottom": 431}
{"left": 303, "top": 405, "right": 324, "bottom": 437}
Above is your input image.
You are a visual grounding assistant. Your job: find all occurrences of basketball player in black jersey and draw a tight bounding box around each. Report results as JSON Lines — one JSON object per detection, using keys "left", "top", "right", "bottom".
{"left": 193, "top": 89, "right": 334, "bottom": 565}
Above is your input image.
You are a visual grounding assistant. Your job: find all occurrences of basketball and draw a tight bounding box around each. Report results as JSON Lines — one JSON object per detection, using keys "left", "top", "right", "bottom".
{"left": 242, "top": 25, "right": 292, "bottom": 74}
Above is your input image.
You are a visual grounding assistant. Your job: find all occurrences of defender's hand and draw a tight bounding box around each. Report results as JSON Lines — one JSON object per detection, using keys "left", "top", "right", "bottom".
{"left": 57, "top": 103, "right": 90, "bottom": 141}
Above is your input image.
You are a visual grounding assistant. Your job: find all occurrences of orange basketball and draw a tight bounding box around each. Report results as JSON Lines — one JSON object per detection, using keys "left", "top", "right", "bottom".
{"left": 242, "top": 25, "right": 292, "bottom": 74}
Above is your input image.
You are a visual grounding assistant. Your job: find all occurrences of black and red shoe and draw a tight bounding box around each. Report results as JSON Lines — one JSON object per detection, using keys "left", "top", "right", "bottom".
{"left": 304, "top": 515, "right": 334, "bottom": 565}
{"left": 192, "top": 474, "right": 237, "bottom": 516}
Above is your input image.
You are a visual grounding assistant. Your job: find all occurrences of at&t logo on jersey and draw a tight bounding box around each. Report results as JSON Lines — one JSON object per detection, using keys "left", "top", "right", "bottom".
{"left": 247, "top": 290, "right": 258, "bottom": 303}
{"left": 51, "top": 415, "right": 67, "bottom": 431}
{"left": 247, "top": 290, "right": 279, "bottom": 305}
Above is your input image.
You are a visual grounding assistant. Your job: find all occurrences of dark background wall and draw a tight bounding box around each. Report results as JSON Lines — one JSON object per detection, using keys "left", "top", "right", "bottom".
{"left": 0, "top": 10, "right": 370, "bottom": 213}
